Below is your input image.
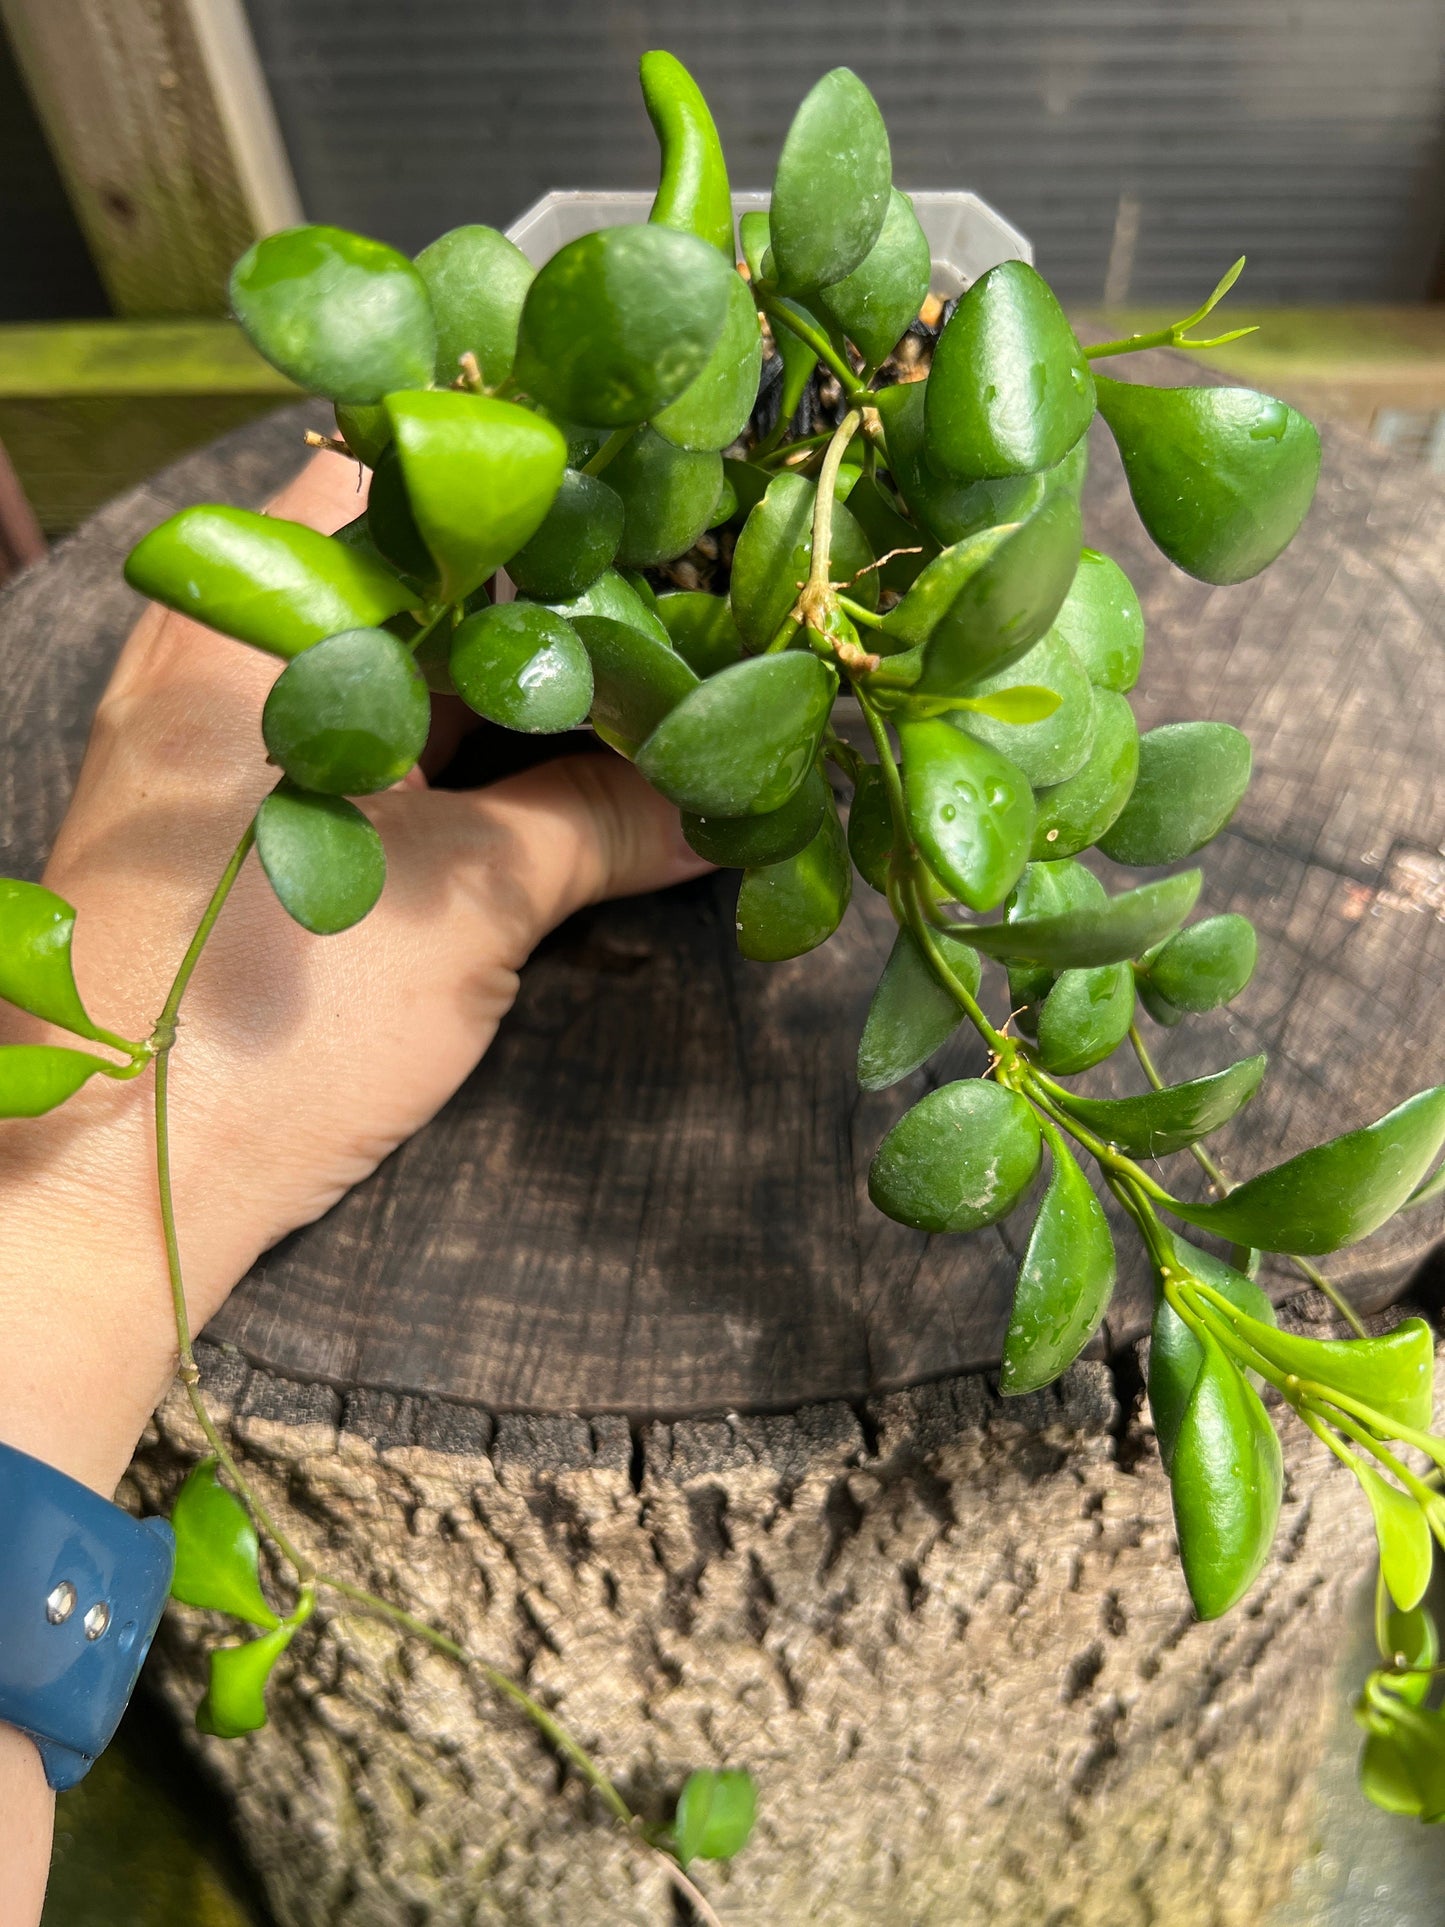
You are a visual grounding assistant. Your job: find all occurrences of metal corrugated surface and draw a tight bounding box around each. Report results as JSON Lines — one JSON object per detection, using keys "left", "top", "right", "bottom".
{"left": 241, "top": 0, "right": 1445, "bottom": 302}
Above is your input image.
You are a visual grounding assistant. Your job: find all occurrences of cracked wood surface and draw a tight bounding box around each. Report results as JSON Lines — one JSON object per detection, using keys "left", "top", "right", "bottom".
{"left": 1, "top": 358, "right": 1442, "bottom": 1415}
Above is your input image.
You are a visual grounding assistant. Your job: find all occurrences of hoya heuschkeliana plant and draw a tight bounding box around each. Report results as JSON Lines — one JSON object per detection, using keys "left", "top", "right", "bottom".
{"left": 4, "top": 51, "right": 1445, "bottom": 1882}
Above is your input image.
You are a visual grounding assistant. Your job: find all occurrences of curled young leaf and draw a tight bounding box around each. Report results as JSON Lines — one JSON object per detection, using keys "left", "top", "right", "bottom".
{"left": 768, "top": 68, "right": 891, "bottom": 294}
{"left": 857, "top": 926, "right": 981, "bottom": 1091}
{"left": 255, "top": 783, "right": 386, "bottom": 936}
{"left": 673, "top": 1767, "right": 758, "bottom": 1867}
{"left": 1000, "top": 1126, "right": 1116, "bottom": 1395}
{"left": 1165, "top": 1086, "right": 1445, "bottom": 1256}
{"left": 735, "top": 792, "right": 851, "bottom": 961}
{"left": 640, "top": 50, "right": 735, "bottom": 257}
{"left": 1098, "top": 721, "right": 1252, "bottom": 867}
{"left": 868, "top": 1079, "right": 1042, "bottom": 1234}
{"left": 196, "top": 1624, "right": 296, "bottom": 1740}
{"left": 170, "top": 1458, "right": 280, "bottom": 1630}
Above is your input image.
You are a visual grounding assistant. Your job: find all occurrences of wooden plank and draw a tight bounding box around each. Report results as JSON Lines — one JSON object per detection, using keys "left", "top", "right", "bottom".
{"left": 0, "top": 0, "right": 301, "bottom": 315}
{"left": 0, "top": 319, "right": 297, "bottom": 398}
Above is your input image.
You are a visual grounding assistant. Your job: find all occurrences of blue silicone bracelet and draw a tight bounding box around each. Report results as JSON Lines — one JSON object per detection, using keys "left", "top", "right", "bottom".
{"left": 0, "top": 1438, "right": 175, "bottom": 1789}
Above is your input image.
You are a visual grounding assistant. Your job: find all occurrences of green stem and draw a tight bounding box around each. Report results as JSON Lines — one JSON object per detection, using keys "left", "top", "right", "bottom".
{"left": 762, "top": 300, "right": 870, "bottom": 407}
{"left": 804, "top": 409, "right": 863, "bottom": 612}
{"left": 836, "top": 594, "right": 887, "bottom": 632}
{"left": 582, "top": 425, "right": 639, "bottom": 477}
{"left": 755, "top": 428, "right": 836, "bottom": 467}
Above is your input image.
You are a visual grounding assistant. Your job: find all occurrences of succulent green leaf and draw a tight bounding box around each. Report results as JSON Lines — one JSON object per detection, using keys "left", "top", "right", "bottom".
{"left": 196, "top": 1624, "right": 296, "bottom": 1739}
{"left": 769, "top": 295, "right": 823, "bottom": 433}
{"left": 1000, "top": 1127, "right": 1116, "bottom": 1394}
{"left": 1356, "top": 1464, "right": 1434, "bottom": 1614}
{"left": 846, "top": 763, "right": 893, "bottom": 893}
{"left": 926, "top": 261, "right": 1095, "bottom": 481}
{"left": 637, "top": 653, "right": 835, "bottom": 815}
{"left": 1095, "top": 376, "right": 1321, "bottom": 585}
{"left": 414, "top": 224, "right": 534, "bottom": 387}
{"left": 1098, "top": 722, "right": 1252, "bottom": 866}
{"left": 1035, "top": 963, "right": 1134, "bottom": 1075}
{"left": 1404, "top": 1159, "right": 1445, "bottom": 1213}
{"left": 1008, "top": 857, "right": 1108, "bottom": 921}
{"left": 0, "top": 878, "right": 106, "bottom": 1039}
{"left": 230, "top": 224, "right": 436, "bottom": 403}
{"left": 952, "top": 630, "right": 1096, "bottom": 787}
{"left": 365, "top": 444, "right": 437, "bottom": 587}
{"left": 1056, "top": 1053, "right": 1267, "bottom": 1159}
{"left": 657, "top": 592, "right": 746, "bottom": 677}
{"left": 1205, "top": 1309, "right": 1435, "bottom": 1438}
{"left": 604, "top": 428, "right": 724, "bottom": 569}
{"left": 124, "top": 506, "right": 418, "bottom": 659}
{"left": 1359, "top": 1702, "right": 1445, "bottom": 1820}
{"left": 721, "top": 456, "right": 770, "bottom": 528}
{"left": 673, "top": 1768, "right": 758, "bottom": 1867}
{"left": 868, "top": 1078, "right": 1042, "bottom": 1234}
{"left": 504, "top": 470, "right": 624, "bottom": 602}
{"left": 170, "top": 1458, "right": 280, "bottom": 1629}
{"left": 514, "top": 225, "right": 732, "bottom": 427}
{"left": 729, "top": 471, "right": 877, "bottom": 650}
{"left": 738, "top": 211, "right": 771, "bottom": 282}
{"left": 684, "top": 764, "right": 829, "bottom": 868}
{"left": 953, "top": 684, "right": 1061, "bottom": 726}
{"left": 814, "top": 189, "right": 932, "bottom": 366}
{"left": 262, "top": 628, "right": 429, "bottom": 794}
{"left": 962, "top": 869, "right": 1201, "bottom": 968}
{"left": 542, "top": 569, "right": 696, "bottom": 756}
{"left": 640, "top": 50, "right": 734, "bottom": 255}
{"left": 735, "top": 792, "right": 851, "bottom": 961}
{"left": 1377, "top": 1607, "right": 1440, "bottom": 1710}
{"left": 384, "top": 391, "right": 566, "bottom": 604}
{"left": 255, "top": 783, "right": 386, "bottom": 936}
{"left": 769, "top": 68, "right": 891, "bottom": 294}
{"left": 1149, "top": 1235, "right": 1277, "bottom": 1471}
{"left": 450, "top": 603, "right": 593, "bottom": 734}
{"left": 1166, "top": 1086, "right": 1445, "bottom": 1255}
{"left": 1169, "top": 1330, "right": 1283, "bottom": 1618}
{"left": 0, "top": 1045, "right": 108, "bottom": 1117}
{"left": 857, "top": 926, "right": 981, "bottom": 1091}
{"left": 897, "top": 717, "right": 1034, "bottom": 912}
{"left": 874, "top": 378, "right": 1087, "bottom": 550}
{"left": 334, "top": 401, "right": 392, "bottom": 467}
{"left": 653, "top": 271, "right": 764, "bottom": 452}
{"left": 1030, "top": 690, "right": 1140, "bottom": 859}
{"left": 1052, "top": 548, "right": 1146, "bottom": 692}
{"left": 1141, "top": 913, "right": 1257, "bottom": 1014}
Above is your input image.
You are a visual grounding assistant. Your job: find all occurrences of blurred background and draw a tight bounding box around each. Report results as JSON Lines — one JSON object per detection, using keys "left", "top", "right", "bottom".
{"left": 4, "top": 3, "right": 1444, "bottom": 1918}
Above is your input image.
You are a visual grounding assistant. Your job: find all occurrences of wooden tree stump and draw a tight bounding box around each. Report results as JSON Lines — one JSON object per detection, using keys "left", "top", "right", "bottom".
{"left": 3, "top": 357, "right": 1444, "bottom": 1924}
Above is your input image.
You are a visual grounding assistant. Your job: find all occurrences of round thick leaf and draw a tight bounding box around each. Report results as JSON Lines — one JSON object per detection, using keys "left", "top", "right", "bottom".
{"left": 673, "top": 1768, "right": 758, "bottom": 1867}
{"left": 875, "top": 378, "right": 1088, "bottom": 551}
{"left": 730, "top": 471, "right": 878, "bottom": 651}
{"left": 1035, "top": 962, "right": 1134, "bottom": 1075}
{"left": 170, "top": 1458, "right": 280, "bottom": 1629}
{"left": 897, "top": 717, "right": 1034, "bottom": 912}
{"left": 1008, "top": 856, "right": 1108, "bottom": 922}
{"left": 814, "top": 188, "right": 932, "bottom": 367}
{"left": 0, "top": 1044, "right": 107, "bottom": 1117}
{"left": 1095, "top": 376, "right": 1321, "bottom": 585}
{"left": 124, "top": 506, "right": 417, "bottom": 659}
{"left": 926, "top": 261, "right": 1095, "bottom": 482}
{"left": 230, "top": 224, "right": 435, "bottom": 403}
{"left": 1143, "top": 913, "right": 1257, "bottom": 1013}
{"left": 637, "top": 653, "right": 835, "bottom": 815}
{"left": 886, "top": 491, "right": 1082, "bottom": 696}
{"left": 657, "top": 591, "right": 745, "bottom": 676}
{"left": 868, "top": 1079, "right": 1042, "bottom": 1234}
{"left": 684, "top": 764, "right": 829, "bottom": 867}
{"left": 1031, "top": 690, "right": 1140, "bottom": 859}
{"left": 769, "top": 68, "right": 891, "bottom": 294}
{"left": 255, "top": 784, "right": 386, "bottom": 935}
{"left": 0, "top": 878, "right": 105, "bottom": 1039}
{"left": 1170, "top": 1332, "right": 1283, "bottom": 1619}
{"left": 1052, "top": 548, "right": 1145, "bottom": 692}
{"left": 953, "top": 630, "right": 1096, "bottom": 787}
{"left": 1099, "top": 721, "right": 1252, "bottom": 866}
{"left": 506, "top": 470, "right": 624, "bottom": 601}
{"left": 334, "top": 401, "right": 391, "bottom": 466}
{"left": 1000, "top": 1129, "right": 1116, "bottom": 1394}
{"left": 1057, "top": 1053, "right": 1268, "bottom": 1160}
{"left": 263, "top": 628, "right": 429, "bottom": 794}
{"left": 364, "top": 445, "right": 436, "bottom": 586}
{"left": 847, "top": 763, "right": 893, "bottom": 893}
{"left": 385, "top": 391, "right": 567, "bottom": 604}
{"left": 1149, "top": 1235, "right": 1277, "bottom": 1472}
{"left": 450, "top": 603, "right": 593, "bottom": 733}
{"left": 735, "top": 794, "right": 851, "bottom": 960}
{"left": 963, "top": 868, "right": 1202, "bottom": 967}
{"left": 857, "top": 926, "right": 981, "bottom": 1092}
{"left": 514, "top": 225, "right": 732, "bottom": 426}
{"left": 196, "top": 1624, "right": 295, "bottom": 1739}
{"left": 641, "top": 50, "right": 735, "bottom": 256}
{"left": 606, "top": 428, "right": 724, "bottom": 568}
{"left": 414, "top": 223, "right": 533, "bottom": 386}
{"left": 653, "top": 271, "right": 764, "bottom": 451}
{"left": 541, "top": 569, "right": 696, "bottom": 755}
{"left": 1167, "top": 1085, "right": 1445, "bottom": 1256}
